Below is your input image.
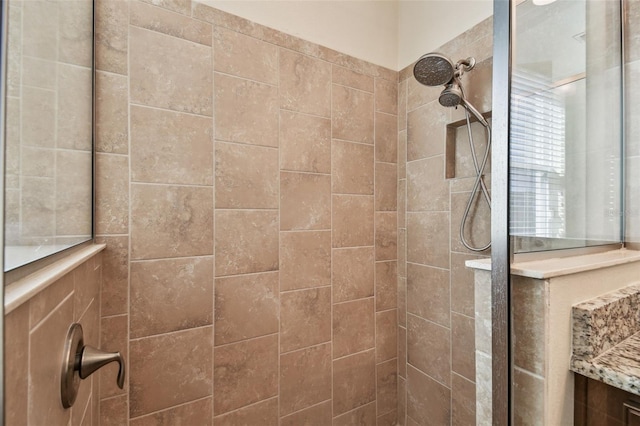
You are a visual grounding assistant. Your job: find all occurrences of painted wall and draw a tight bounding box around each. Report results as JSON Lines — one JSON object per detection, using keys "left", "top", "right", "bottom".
{"left": 199, "top": 0, "right": 399, "bottom": 70}
{"left": 397, "top": 0, "right": 493, "bottom": 69}
{"left": 198, "top": 0, "right": 494, "bottom": 71}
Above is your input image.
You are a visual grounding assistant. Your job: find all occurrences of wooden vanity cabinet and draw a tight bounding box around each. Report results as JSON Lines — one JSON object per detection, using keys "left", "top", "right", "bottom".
{"left": 574, "top": 374, "right": 640, "bottom": 425}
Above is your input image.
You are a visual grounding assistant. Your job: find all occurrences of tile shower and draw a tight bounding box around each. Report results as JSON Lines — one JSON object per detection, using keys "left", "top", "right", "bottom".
{"left": 93, "top": 0, "right": 399, "bottom": 424}
{"left": 3, "top": 0, "right": 501, "bottom": 425}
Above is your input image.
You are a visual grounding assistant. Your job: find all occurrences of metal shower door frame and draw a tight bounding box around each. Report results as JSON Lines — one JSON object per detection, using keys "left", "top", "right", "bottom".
{"left": 491, "top": 0, "right": 513, "bottom": 425}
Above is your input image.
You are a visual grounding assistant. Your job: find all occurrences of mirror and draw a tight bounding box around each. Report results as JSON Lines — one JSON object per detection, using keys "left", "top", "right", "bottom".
{"left": 3, "top": 0, "right": 94, "bottom": 271}
{"left": 510, "top": 0, "right": 623, "bottom": 252}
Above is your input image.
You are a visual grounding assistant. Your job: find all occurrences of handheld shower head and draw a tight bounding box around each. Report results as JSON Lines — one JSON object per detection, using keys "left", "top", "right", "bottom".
{"left": 439, "top": 81, "right": 463, "bottom": 107}
{"left": 413, "top": 53, "right": 455, "bottom": 86}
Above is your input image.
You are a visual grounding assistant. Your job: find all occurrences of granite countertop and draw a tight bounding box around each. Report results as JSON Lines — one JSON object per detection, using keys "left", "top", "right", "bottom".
{"left": 571, "top": 283, "right": 640, "bottom": 396}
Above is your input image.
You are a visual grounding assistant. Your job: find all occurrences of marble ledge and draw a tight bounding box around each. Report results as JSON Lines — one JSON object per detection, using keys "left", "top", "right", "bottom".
{"left": 5, "top": 243, "right": 106, "bottom": 314}
{"left": 466, "top": 248, "right": 640, "bottom": 279}
{"left": 572, "top": 333, "right": 640, "bottom": 397}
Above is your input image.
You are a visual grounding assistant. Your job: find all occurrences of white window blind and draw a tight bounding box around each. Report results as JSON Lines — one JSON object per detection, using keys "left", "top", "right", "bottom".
{"left": 510, "top": 71, "right": 566, "bottom": 238}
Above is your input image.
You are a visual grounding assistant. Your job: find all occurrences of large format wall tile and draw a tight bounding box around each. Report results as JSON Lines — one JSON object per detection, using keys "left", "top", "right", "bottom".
{"left": 332, "top": 140, "right": 374, "bottom": 195}
{"left": 332, "top": 85, "right": 374, "bottom": 144}
{"left": 280, "top": 110, "right": 331, "bottom": 173}
{"left": 280, "top": 231, "right": 331, "bottom": 291}
{"left": 280, "top": 287, "right": 331, "bottom": 353}
{"left": 407, "top": 314, "right": 451, "bottom": 387}
{"left": 130, "top": 1, "right": 212, "bottom": 46}
{"left": 333, "top": 350, "right": 376, "bottom": 416}
{"left": 215, "top": 73, "right": 279, "bottom": 147}
{"left": 131, "top": 105, "right": 213, "bottom": 186}
{"left": 280, "top": 172, "right": 331, "bottom": 230}
{"left": 131, "top": 184, "right": 213, "bottom": 260}
{"left": 333, "top": 298, "right": 375, "bottom": 358}
{"left": 130, "top": 26, "right": 212, "bottom": 116}
{"left": 280, "top": 343, "right": 332, "bottom": 415}
{"left": 215, "top": 398, "right": 279, "bottom": 426}
{"left": 130, "top": 257, "right": 214, "bottom": 338}
{"left": 279, "top": 49, "right": 331, "bottom": 117}
{"left": 332, "top": 195, "right": 374, "bottom": 248}
{"left": 214, "top": 26, "right": 277, "bottom": 85}
{"left": 332, "top": 247, "right": 375, "bottom": 303}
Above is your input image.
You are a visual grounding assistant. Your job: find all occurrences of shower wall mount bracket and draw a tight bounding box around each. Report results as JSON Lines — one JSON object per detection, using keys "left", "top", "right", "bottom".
{"left": 61, "top": 323, "right": 125, "bottom": 408}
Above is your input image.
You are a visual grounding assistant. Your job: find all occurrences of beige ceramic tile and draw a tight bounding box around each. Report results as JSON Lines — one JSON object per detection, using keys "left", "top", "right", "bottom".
{"left": 280, "top": 231, "right": 331, "bottom": 291}
{"left": 55, "top": 151, "right": 93, "bottom": 236}
{"left": 100, "top": 395, "right": 128, "bottom": 426}
{"left": 407, "top": 211, "right": 450, "bottom": 269}
{"left": 23, "top": 57, "right": 56, "bottom": 90}
{"left": 28, "top": 272, "right": 73, "bottom": 329}
{"left": 5, "top": 304, "right": 28, "bottom": 426}
{"left": 29, "top": 296, "right": 73, "bottom": 426}
{"left": 215, "top": 397, "right": 278, "bottom": 426}
{"left": 399, "top": 80, "right": 408, "bottom": 132}
{"left": 138, "top": 0, "right": 191, "bottom": 15}
{"left": 333, "top": 350, "right": 376, "bottom": 416}
{"left": 213, "top": 334, "right": 278, "bottom": 415}
{"left": 215, "top": 142, "right": 278, "bottom": 208}
{"left": 376, "top": 212, "right": 398, "bottom": 261}
{"left": 280, "top": 287, "right": 331, "bottom": 353}
{"left": 280, "top": 172, "right": 331, "bottom": 230}
{"left": 281, "top": 400, "right": 332, "bottom": 426}
{"left": 407, "top": 314, "right": 451, "bottom": 387}
{"left": 280, "top": 110, "right": 331, "bottom": 173}
{"left": 451, "top": 253, "right": 483, "bottom": 318}
{"left": 333, "top": 65, "right": 374, "bottom": 92}
{"left": 332, "top": 195, "right": 374, "bottom": 248}
{"left": 280, "top": 343, "right": 332, "bottom": 415}
{"left": 398, "top": 131, "right": 407, "bottom": 178}
{"left": 450, "top": 191, "right": 491, "bottom": 254}
{"left": 95, "top": 236, "right": 129, "bottom": 316}
{"left": 100, "top": 315, "right": 129, "bottom": 399}
{"left": 333, "top": 298, "right": 375, "bottom": 358}
{"left": 407, "top": 156, "right": 448, "bottom": 212}
{"left": 130, "top": 327, "right": 212, "bottom": 417}
{"left": 21, "top": 177, "right": 55, "bottom": 237}
{"left": 73, "top": 259, "right": 100, "bottom": 322}
{"left": 332, "top": 247, "right": 374, "bottom": 303}
{"left": 451, "top": 313, "right": 475, "bottom": 382}
{"left": 280, "top": 49, "right": 331, "bottom": 117}
{"left": 377, "top": 358, "right": 398, "bottom": 416}
{"left": 376, "top": 78, "right": 398, "bottom": 115}
{"left": 130, "top": 398, "right": 213, "bottom": 426}
{"left": 131, "top": 184, "right": 213, "bottom": 260}
{"left": 130, "top": 26, "right": 212, "bottom": 116}
{"left": 406, "top": 365, "right": 451, "bottom": 426}
{"left": 332, "top": 84, "right": 374, "bottom": 144}
{"left": 130, "top": 257, "right": 213, "bottom": 338}
{"left": 215, "top": 210, "right": 279, "bottom": 276}
{"left": 130, "top": 1, "right": 212, "bottom": 46}
{"left": 512, "top": 276, "right": 546, "bottom": 376}
{"left": 378, "top": 411, "right": 398, "bottom": 426}
{"left": 375, "top": 163, "right": 398, "bottom": 212}
{"left": 407, "top": 75, "right": 441, "bottom": 113}
{"left": 399, "top": 326, "right": 407, "bottom": 379}
{"left": 513, "top": 369, "right": 545, "bottom": 425}
{"left": 376, "top": 310, "right": 398, "bottom": 363}
{"left": 407, "top": 262, "right": 450, "bottom": 327}
{"left": 214, "top": 272, "right": 279, "bottom": 345}
{"left": 452, "top": 373, "right": 476, "bottom": 426}
{"left": 22, "top": 0, "right": 57, "bottom": 60}
{"left": 398, "top": 377, "right": 407, "bottom": 425}
{"left": 6, "top": 4, "right": 21, "bottom": 98}
{"left": 131, "top": 105, "right": 213, "bottom": 185}
{"left": 407, "top": 101, "right": 449, "bottom": 161}
{"left": 21, "top": 147, "right": 54, "bottom": 178}
{"left": 376, "top": 261, "right": 398, "bottom": 311}
{"left": 22, "top": 86, "right": 55, "bottom": 148}
{"left": 215, "top": 72, "right": 278, "bottom": 146}
{"left": 58, "top": 2, "right": 93, "bottom": 68}
{"left": 375, "top": 112, "right": 398, "bottom": 163}
{"left": 95, "top": 0, "right": 128, "bottom": 74}
{"left": 332, "top": 140, "right": 374, "bottom": 195}
{"left": 56, "top": 65, "right": 92, "bottom": 151}
{"left": 334, "top": 402, "right": 377, "bottom": 425}
{"left": 398, "top": 179, "right": 406, "bottom": 227}
{"left": 95, "top": 71, "right": 129, "bottom": 154}
{"left": 214, "top": 26, "right": 277, "bottom": 84}
{"left": 95, "top": 154, "right": 129, "bottom": 235}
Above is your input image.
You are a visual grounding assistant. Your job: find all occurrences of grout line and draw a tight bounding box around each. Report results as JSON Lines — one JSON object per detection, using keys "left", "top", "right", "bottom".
{"left": 332, "top": 81, "right": 374, "bottom": 95}
{"left": 213, "top": 69, "right": 277, "bottom": 88}
{"left": 279, "top": 340, "right": 332, "bottom": 357}
{"left": 129, "top": 180, "right": 214, "bottom": 189}
{"left": 129, "top": 395, "right": 213, "bottom": 422}
{"left": 331, "top": 137, "right": 375, "bottom": 147}
{"left": 406, "top": 312, "right": 451, "bottom": 331}
{"left": 329, "top": 63, "right": 335, "bottom": 420}
{"left": 279, "top": 169, "right": 331, "bottom": 177}
{"left": 130, "top": 254, "right": 215, "bottom": 264}
{"left": 281, "top": 398, "right": 331, "bottom": 419}
{"left": 210, "top": 23, "right": 216, "bottom": 425}
{"left": 279, "top": 285, "right": 332, "bottom": 296}
{"left": 129, "top": 24, "right": 213, "bottom": 48}
{"left": 126, "top": 12, "right": 133, "bottom": 424}
{"left": 215, "top": 396, "right": 279, "bottom": 420}
{"left": 129, "top": 323, "right": 215, "bottom": 343}
{"left": 276, "top": 44, "right": 282, "bottom": 426}
{"left": 128, "top": 101, "right": 213, "bottom": 119}
{"left": 214, "top": 138, "right": 279, "bottom": 150}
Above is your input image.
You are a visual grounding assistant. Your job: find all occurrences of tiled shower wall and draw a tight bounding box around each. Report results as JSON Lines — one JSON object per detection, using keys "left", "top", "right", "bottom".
{"left": 94, "top": 1, "right": 398, "bottom": 424}
{"left": 625, "top": 1, "right": 640, "bottom": 248}
{"left": 5, "top": 254, "right": 103, "bottom": 425}
{"left": 396, "top": 17, "right": 493, "bottom": 426}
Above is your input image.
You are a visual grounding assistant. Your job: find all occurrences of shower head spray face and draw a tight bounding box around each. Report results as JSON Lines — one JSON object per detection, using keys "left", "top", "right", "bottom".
{"left": 413, "top": 53, "right": 455, "bottom": 86}
{"left": 439, "top": 81, "right": 463, "bottom": 107}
